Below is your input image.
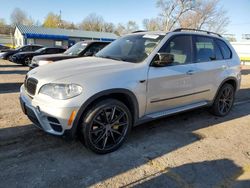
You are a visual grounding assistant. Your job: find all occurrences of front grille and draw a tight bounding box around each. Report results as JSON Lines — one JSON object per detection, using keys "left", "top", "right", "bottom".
{"left": 25, "top": 77, "right": 38, "bottom": 96}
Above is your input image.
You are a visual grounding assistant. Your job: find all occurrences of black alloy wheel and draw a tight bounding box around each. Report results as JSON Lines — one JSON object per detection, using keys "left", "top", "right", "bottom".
{"left": 210, "top": 83, "right": 235, "bottom": 116}
{"left": 24, "top": 57, "right": 31, "bottom": 66}
{"left": 81, "top": 99, "right": 132, "bottom": 154}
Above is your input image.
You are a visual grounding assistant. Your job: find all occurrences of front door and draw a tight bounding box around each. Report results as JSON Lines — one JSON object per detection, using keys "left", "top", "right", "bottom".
{"left": 146, "top": 35, "right": 196, "bottom": 114}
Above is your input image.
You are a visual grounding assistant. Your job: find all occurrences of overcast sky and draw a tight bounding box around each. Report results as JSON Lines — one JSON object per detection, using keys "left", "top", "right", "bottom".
{"left": 1, "top": 0, "right": 250, "bottom": 40}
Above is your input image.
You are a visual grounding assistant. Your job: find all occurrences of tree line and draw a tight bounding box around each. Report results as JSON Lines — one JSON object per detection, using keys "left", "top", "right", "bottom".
{"left": 0, "top": 0, "right": 229, "bottom": 36}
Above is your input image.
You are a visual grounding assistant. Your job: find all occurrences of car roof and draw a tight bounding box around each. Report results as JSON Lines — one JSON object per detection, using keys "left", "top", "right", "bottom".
{"left": 127, "top": 28, "right": 224, "bottom": 40}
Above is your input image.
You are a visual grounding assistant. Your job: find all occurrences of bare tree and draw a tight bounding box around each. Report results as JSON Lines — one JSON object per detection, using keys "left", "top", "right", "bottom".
{"left": 79, "top": 13, "right": 104, "bottom": 32}
{"left": 144, "top": 0, "right": 229, "bottom": 34}
{"left": 115, "top": 23, "right": 126, "bottom": 36}
{"left": 143, "top": 18, "right": 162, "bottom": 31}
{"left": 115, "top": 21, "right": 139, "bottom": 36}
{"left": 103, "top": 22, "right": 115, "bottom": 33}
{"left": 179, "top": 0, "right": 229, "bottom": 33}
{"left": 157, "top": 0, "right": 194, "bottom": 31}
{"left": 10, "top": 8, "right": 34, "bottom": 26}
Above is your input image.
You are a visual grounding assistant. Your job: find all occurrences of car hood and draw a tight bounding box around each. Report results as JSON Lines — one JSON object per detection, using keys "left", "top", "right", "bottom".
{"left": 28, "top": 57, "right": 137, "bottom": 83}
{"left": 33, "top": 53, "right": 76, "bottom": 62}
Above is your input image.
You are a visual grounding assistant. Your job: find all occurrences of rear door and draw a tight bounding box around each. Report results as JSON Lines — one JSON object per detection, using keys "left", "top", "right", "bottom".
{"left": 190, "top": 35, "right": 228, "bottom": 103}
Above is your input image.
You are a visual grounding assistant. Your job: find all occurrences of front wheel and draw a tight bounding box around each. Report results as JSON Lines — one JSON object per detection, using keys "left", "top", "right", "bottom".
{"left": 24, "top": 57, "right": 31, "bottom": 66}
{"left": 81, "top": 99, "right": 132, "bottom": 154}
{"left": 210, "top": 83, "right": 235, "bottom": 116}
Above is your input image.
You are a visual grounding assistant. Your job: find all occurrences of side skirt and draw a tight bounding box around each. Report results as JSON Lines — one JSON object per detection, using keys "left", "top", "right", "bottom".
{"left": 134, "top": 101, "right": 209, "bottom": 126}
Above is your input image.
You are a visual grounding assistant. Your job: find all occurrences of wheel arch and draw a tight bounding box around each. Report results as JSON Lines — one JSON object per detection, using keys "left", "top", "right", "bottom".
{"left": 64, "top": 89, "right": 139, "bottom": 139}
{"left": 212, "top": 77, "right": 238, "bottom": 103}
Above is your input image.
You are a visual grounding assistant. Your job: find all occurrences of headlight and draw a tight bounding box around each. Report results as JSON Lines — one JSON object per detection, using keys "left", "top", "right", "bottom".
{"left": 0, "top": 52, "right": 6, "bottom": 58}
{"left": 39, "top": 83, "right": 82, "bottom": 100}
{"left": 38, "top": 60, "right": 53, "bottom": 66}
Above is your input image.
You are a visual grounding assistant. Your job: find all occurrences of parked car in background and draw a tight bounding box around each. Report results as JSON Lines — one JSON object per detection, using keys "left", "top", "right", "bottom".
{"left": 20, "top": 29, "right": 241, "bottom": 154}
{"left": 29, "top": 41, "right": 110, "bottom": 69}
{"left": 0, "top": 45, "right": 11, "bottom": 52}
{"left": 0, "top": 44, "right": 44, "bottom": 60}
{"left": 11, "top": 47, "right": 66, "bottom": 66}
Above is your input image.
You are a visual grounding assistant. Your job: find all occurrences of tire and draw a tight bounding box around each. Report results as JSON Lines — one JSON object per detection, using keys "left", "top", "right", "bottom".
{"left": 7, "top": 56, "right": 12, "bottom": 61}
{"left": 24, "top": 57, "right": 31, "bottom": 66}
{"left": 80, "top": 99, "right": 132, "bottom": 154}
{"left": 210, "top": 83, "right": 235, "bottom": 116}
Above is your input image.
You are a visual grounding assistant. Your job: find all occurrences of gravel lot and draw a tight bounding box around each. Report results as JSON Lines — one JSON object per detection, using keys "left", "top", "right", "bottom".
{"left": 0, "top": 59, "right": 250, "bottom": 188}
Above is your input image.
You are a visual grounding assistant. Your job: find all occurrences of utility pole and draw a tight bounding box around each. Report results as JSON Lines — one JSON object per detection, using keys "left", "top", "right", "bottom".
{"left": 59, "top": 10, "right": 62, "bottom": 28}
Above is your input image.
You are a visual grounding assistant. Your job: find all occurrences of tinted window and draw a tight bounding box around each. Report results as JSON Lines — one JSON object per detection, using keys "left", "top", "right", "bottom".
{"left": 32, "top": 46, "right": 42, "bottom": 51}
{"left": 84, "top": 43, "right": 108, "bottom": 56}
{"left": 194, "top": 36, "right": 221, "bottom": 63}
{"left": 214, "top": 41, "right": 223, "bottom": 60}
{"left": 58, "top": 48, "right": 65, "bottom": 53}
{"left": 159, "top": 35, "right": 192, "bottom": 65}
{"left": 216, "top": 39, "right": 232, "bottom": 59}
{"left": 46, "top": 48, "right": 58, "bottom": 54}
{"left": 64, "top": 42, "right": 88, "bottom": 56}
{"left": 20, "top": 46, "right": 32, "bottom": 52}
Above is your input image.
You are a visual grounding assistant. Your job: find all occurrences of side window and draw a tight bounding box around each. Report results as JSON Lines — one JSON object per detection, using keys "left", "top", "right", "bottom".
{"left": 214, "top": 41, "right": 223, "bottom": 61}
{"left": 46, "top": 48, "right": 57, "bottom": 54}
{"left": 194, "top": 36, "right": 218, "bottom": 63}
{"left": 159, "top": 35, "right": 192, "bottom": 65}
{"left": 32, "top": 46, "right": 41, "bottom": 51}
{"left": 216, "top": 39, "right": 232, "bottom": 59}
{"left": 58, "top": 48, "right": 65, "bottom": 53}
{"left": 84, "top": 43, "right": 107, "bottom": 56}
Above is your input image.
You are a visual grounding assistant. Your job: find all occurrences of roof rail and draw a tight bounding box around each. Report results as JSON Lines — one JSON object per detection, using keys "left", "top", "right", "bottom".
{"left": 132, "top": 30, "right": 147, "bottom": 33}
{"left": 172, "top": 28, "right": 222, "bottom": 38}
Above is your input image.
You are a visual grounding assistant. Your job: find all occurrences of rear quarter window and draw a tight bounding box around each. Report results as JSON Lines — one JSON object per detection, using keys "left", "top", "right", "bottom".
{"left": 215, "top": 39, "right": 232, "bottom": 59}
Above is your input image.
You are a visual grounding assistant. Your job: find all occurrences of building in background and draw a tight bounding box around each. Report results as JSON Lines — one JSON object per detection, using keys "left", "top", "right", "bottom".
{"left": 230, "top": 34, "right": 250, "bottom": 64}
{"left": 14, "top": 25, "right": 117, "bottom": 48}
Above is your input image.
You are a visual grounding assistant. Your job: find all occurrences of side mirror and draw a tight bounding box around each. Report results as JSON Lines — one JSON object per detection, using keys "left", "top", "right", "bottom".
{"left": 152, "top": 53, "right": 174, "bottom": 67}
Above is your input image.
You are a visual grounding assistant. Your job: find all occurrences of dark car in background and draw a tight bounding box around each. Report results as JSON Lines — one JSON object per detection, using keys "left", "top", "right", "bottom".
{"left": 11, "top": 47, "right": 66, "bottom": 66}
{"left": 0, "top": 45, "right": 11, "bottom": 52}
{"left": 29, "top": 41, "right": 110, "bottom": 69}
{"left": 0, "top": 44, "right": 43, "bottom": 60}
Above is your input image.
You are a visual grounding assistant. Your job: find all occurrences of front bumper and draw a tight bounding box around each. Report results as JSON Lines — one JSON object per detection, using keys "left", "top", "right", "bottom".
{"left": 11, "top": 56, "right": 23, "bottom": 64}
{"left": 20, "top": 85, "right": 80, "bottom": 135}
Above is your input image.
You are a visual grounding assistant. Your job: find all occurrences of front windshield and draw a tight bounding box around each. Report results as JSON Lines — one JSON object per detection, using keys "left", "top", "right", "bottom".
{"left": 96, "top": 34, "right": 165, "bottom": 63}
{"left": 64, "top": 42, "right": 88, "bottom": 55}
{"left": 35, "top": 47, "right": 46, "bottom": 53}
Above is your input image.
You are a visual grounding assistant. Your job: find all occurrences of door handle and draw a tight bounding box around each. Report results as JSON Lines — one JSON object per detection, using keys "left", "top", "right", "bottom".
{"left": 186, "top": 70, "right": 195, "bottom": 75}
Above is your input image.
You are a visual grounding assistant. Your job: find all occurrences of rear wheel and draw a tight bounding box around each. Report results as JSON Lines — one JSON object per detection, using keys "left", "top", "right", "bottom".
{"left": 81, "top": 99, "right": 132, "bottom": 154}
{"left": 210, "top": 83, "right": 235, "bottom": 116}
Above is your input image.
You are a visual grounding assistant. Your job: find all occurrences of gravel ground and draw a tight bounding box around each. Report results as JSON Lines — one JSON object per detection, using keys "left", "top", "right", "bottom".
{"left": 0, "top": 60, "right": 250, "bottom": 188}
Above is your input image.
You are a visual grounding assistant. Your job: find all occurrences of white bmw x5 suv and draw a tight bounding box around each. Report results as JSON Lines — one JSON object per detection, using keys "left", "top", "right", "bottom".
{"left": 20, "top": 29, "right": 241, "bottom": 154}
